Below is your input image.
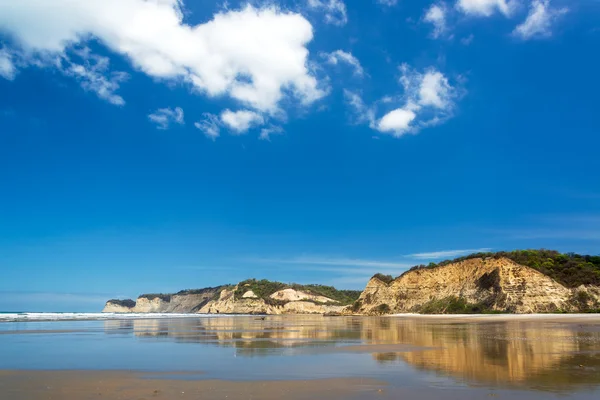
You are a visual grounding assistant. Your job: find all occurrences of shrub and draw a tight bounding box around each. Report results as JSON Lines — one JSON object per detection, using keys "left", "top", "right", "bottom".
{"left": 416, "top": 296, "right": 498, "bottom": 314}
{"left": 139, "top": 293, "right": 172, "bottom": 302}
{"left": 376, "top": 304, "right": 391, "bottom": 314}
{"left": 349, "top": 300, "right": 363, "bottom": 313}
{"left": 372, "top": 274, "right": 394, "bottom": 284}
{"left": 107, "top": 299, "right": 135, "bottom": 308}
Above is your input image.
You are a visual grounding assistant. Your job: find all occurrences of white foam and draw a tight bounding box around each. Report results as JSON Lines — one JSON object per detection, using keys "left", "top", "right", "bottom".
{"left": 0, "top": 312, "right": 233, "bottom": 322}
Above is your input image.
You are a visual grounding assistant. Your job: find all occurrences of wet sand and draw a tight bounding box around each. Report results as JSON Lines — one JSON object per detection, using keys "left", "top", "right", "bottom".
{"left": 2, "top": 369, "right": 597, "bottom": 400}
{"left": 0, "top": 370, "right": 387, "bottom": 400}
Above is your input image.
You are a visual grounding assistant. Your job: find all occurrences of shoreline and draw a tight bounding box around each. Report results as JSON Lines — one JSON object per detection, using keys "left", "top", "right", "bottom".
{"left": 1, "top": 312, "right": 599, "bottom": 324}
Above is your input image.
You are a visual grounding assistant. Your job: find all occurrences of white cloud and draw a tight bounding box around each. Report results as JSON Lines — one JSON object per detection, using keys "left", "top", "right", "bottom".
{"left": 0, "top": 1, "right": 325, "bottom": 114}
{"left": 61, "top": 50, "right": 127, "bottom": 106}
{"left": 377, "top": 0, "right": 398, "bottom": 6}
{"left": 194, "top": 113, "right": 221, "bottom": 140}
{"left": 456, "top": 0, "right": 515, "bottom": 17}
{"left": 259, "top": 125, "right": 284, "bottom": 141}
{"left": 419, "top": 70, "right": 454, "bottom": 109}
{"left": 307, "top": 0, "right": 348, "bottom": 26}
{"left": 343, "top": 90, "right": 375, "bottom": 125}
{"left": 408, "top": 248, "right": 492, "bottom": 259}
{"left": 461, "top": 34, "right": 475, "bottom": 45}
{"left": 221, "top": 109, "right": 264, "bottom": 134}
{"left": 377, "top": 108, "right": 417, "bottom": 135}
{"left": 347, "top": 64, "right": 461, "bottom": 138}
{"left": 0, "top": 49, "right": 16, "bottom": 80}
{"left": 148, "top": 107, "right": 184, "bottom": 130}
{"left": 373, "top": 64, "right": 460, "bottom": 137}
{"left": 424, "top": 3, "right": 448, "bottom": 39}
{"left": 513, "top": 0, "right": 568, "bottom": 40}
{"left": 321, "top": 50, "right": 364, "bottom": 77}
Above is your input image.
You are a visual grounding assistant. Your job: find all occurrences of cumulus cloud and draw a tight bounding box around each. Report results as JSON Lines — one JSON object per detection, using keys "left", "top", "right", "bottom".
{"left": 194, "top": 113, "right": 221, "bottom": 140}
{"left": 321, "top": 50, "right": 364, "bottom": 77}
{"left": 347, "top": 64, "right": 461, "bottom": 138}
{"left": 0, "top": 48, "right": 16, "bottom": 80}
{"left": 0, "top": 1, "right": 325, "bottom": 114}
{"left": 220, "top": 109, "right": 264, "bottom": 134}
{"left": 418, "top": 70, "right": 455, "bottom": 109}
{"left": 377, "top": 108, "right": 417, "bottom": 134}
{"left": 513, "top": 0, "right": 568, "bottom": 39}
{"left": 307, "top": 0, "right": 348, "bottom": 26}
{"left": 456, "top": 0, "right": 516, "bottom": 17}
{"left": 148, "top": 107, "right": 184, "bottom": 130}
{"left": 424, "top": 3, "right": 448, "bottom": 39}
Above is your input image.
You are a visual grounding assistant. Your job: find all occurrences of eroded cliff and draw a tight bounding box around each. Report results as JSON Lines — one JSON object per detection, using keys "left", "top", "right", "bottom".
{"left": 103, "top": 281, "right": 356, "bottom": 315}
{"left": 351, "top": 257, "right": 600, "bottom": 314}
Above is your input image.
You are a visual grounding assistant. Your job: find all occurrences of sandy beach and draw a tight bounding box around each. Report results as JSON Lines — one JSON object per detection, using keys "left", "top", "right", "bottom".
{"left": 1, "top": 315, "right": 599, "bottom": 399}
{"left": 0, "top": 370, "right": 388, "bottom": 400}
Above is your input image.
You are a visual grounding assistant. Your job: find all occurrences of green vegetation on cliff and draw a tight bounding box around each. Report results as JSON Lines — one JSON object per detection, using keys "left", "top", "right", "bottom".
{"left": 415, "top": 296, "right": 503, "bottom": 314}
{"left": 138, "top": 293, "right": 172, "bottom": 301}
{"left": 234, "top": 279, "right": 361, "bottom": 305}
{"left": 400, "top": 249, "right": 600, "bottom": 288}
{"left": 107, "top": 299, "right": 136, "bottom": 308}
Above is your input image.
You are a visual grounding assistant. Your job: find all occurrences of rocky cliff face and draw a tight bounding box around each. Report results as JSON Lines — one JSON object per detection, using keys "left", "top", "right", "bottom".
{"left": 197, "top": 287, "right": 344, "bottom": 315}
{"left": 351, "top": 257, "right": 600, "bottom": 314}
{"left": 102, "top": 287, "right": 223, "bottom": 314}
{"left": 103, "top": 285, "right": 346, "bottom": 315}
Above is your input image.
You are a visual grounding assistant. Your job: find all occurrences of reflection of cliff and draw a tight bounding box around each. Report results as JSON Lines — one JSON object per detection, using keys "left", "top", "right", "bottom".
{"left": 102, "top": 316, "right": 600, "bottom": 390}
{"left": 360, "top": 319, "right": 600, "bottom": 390}
{"left": 104, "top": 316, "right": 360, "bottom": 356}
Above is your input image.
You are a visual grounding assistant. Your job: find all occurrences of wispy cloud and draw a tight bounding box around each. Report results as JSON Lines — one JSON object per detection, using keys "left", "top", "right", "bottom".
{"left": 320, "top": 50, "right": 364, "bottom": 77}
{"left": 506, "top": 229, "right": 600, "bottom": 241}
{"left": 407, "top": 248, "right": 492, "bottom": 260}
{"left": 253, "top": 256, "right": 411, "bottom": 269}
{"left": 148, "top": 107, "right": 184, "bottom": 130}
{"left": 487, "top": 213, "right": 600, "bottom": 242}
{"left": 513, "top": 0, "right": 568, "bottom": 40}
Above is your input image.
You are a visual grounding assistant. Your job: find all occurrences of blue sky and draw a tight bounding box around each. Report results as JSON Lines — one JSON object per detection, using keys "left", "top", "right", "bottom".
{"left": 0, "top": 0, "right": 599, "bottom": 312}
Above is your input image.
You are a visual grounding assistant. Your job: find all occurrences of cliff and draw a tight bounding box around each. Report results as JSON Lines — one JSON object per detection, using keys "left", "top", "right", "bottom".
{"left": 350, "top": 256, "right": 600, "bottom": 314}
{"left": 102, "top": 280, "right": 360, "bottom": 315}
{"left": 103, "top": 287, "right": 225, "bottom": 314}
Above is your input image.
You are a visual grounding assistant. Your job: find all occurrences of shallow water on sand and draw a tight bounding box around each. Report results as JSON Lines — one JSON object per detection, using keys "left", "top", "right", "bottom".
{"left": 1, "top": 315, "right": 600, "bottom": 398}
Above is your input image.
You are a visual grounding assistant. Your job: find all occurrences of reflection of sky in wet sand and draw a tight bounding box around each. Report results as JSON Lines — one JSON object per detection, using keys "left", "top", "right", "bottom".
{"left": 1, "top": 316, "right": 599, "bottom": 394}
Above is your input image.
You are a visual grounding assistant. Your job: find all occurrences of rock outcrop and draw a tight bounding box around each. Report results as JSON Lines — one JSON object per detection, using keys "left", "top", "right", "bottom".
{"left": 350, "top": 257, "right": 600, "bottom": 314}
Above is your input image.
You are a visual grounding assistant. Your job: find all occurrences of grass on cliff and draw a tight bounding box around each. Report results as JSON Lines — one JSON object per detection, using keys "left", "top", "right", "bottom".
{"left": 388, "top": 249, "right": 600, "bottom": 289}
{"left": 138, "top": 293, "right": 172, "bottom": 302}
{"left": 107, "top": 299, "right": 136, "bottom": 308}
{"left": 415, "top": 297, "right": 503, "bottom": 314}
{"left": 234, "top": 279, "right": 361, "bottom": 305}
